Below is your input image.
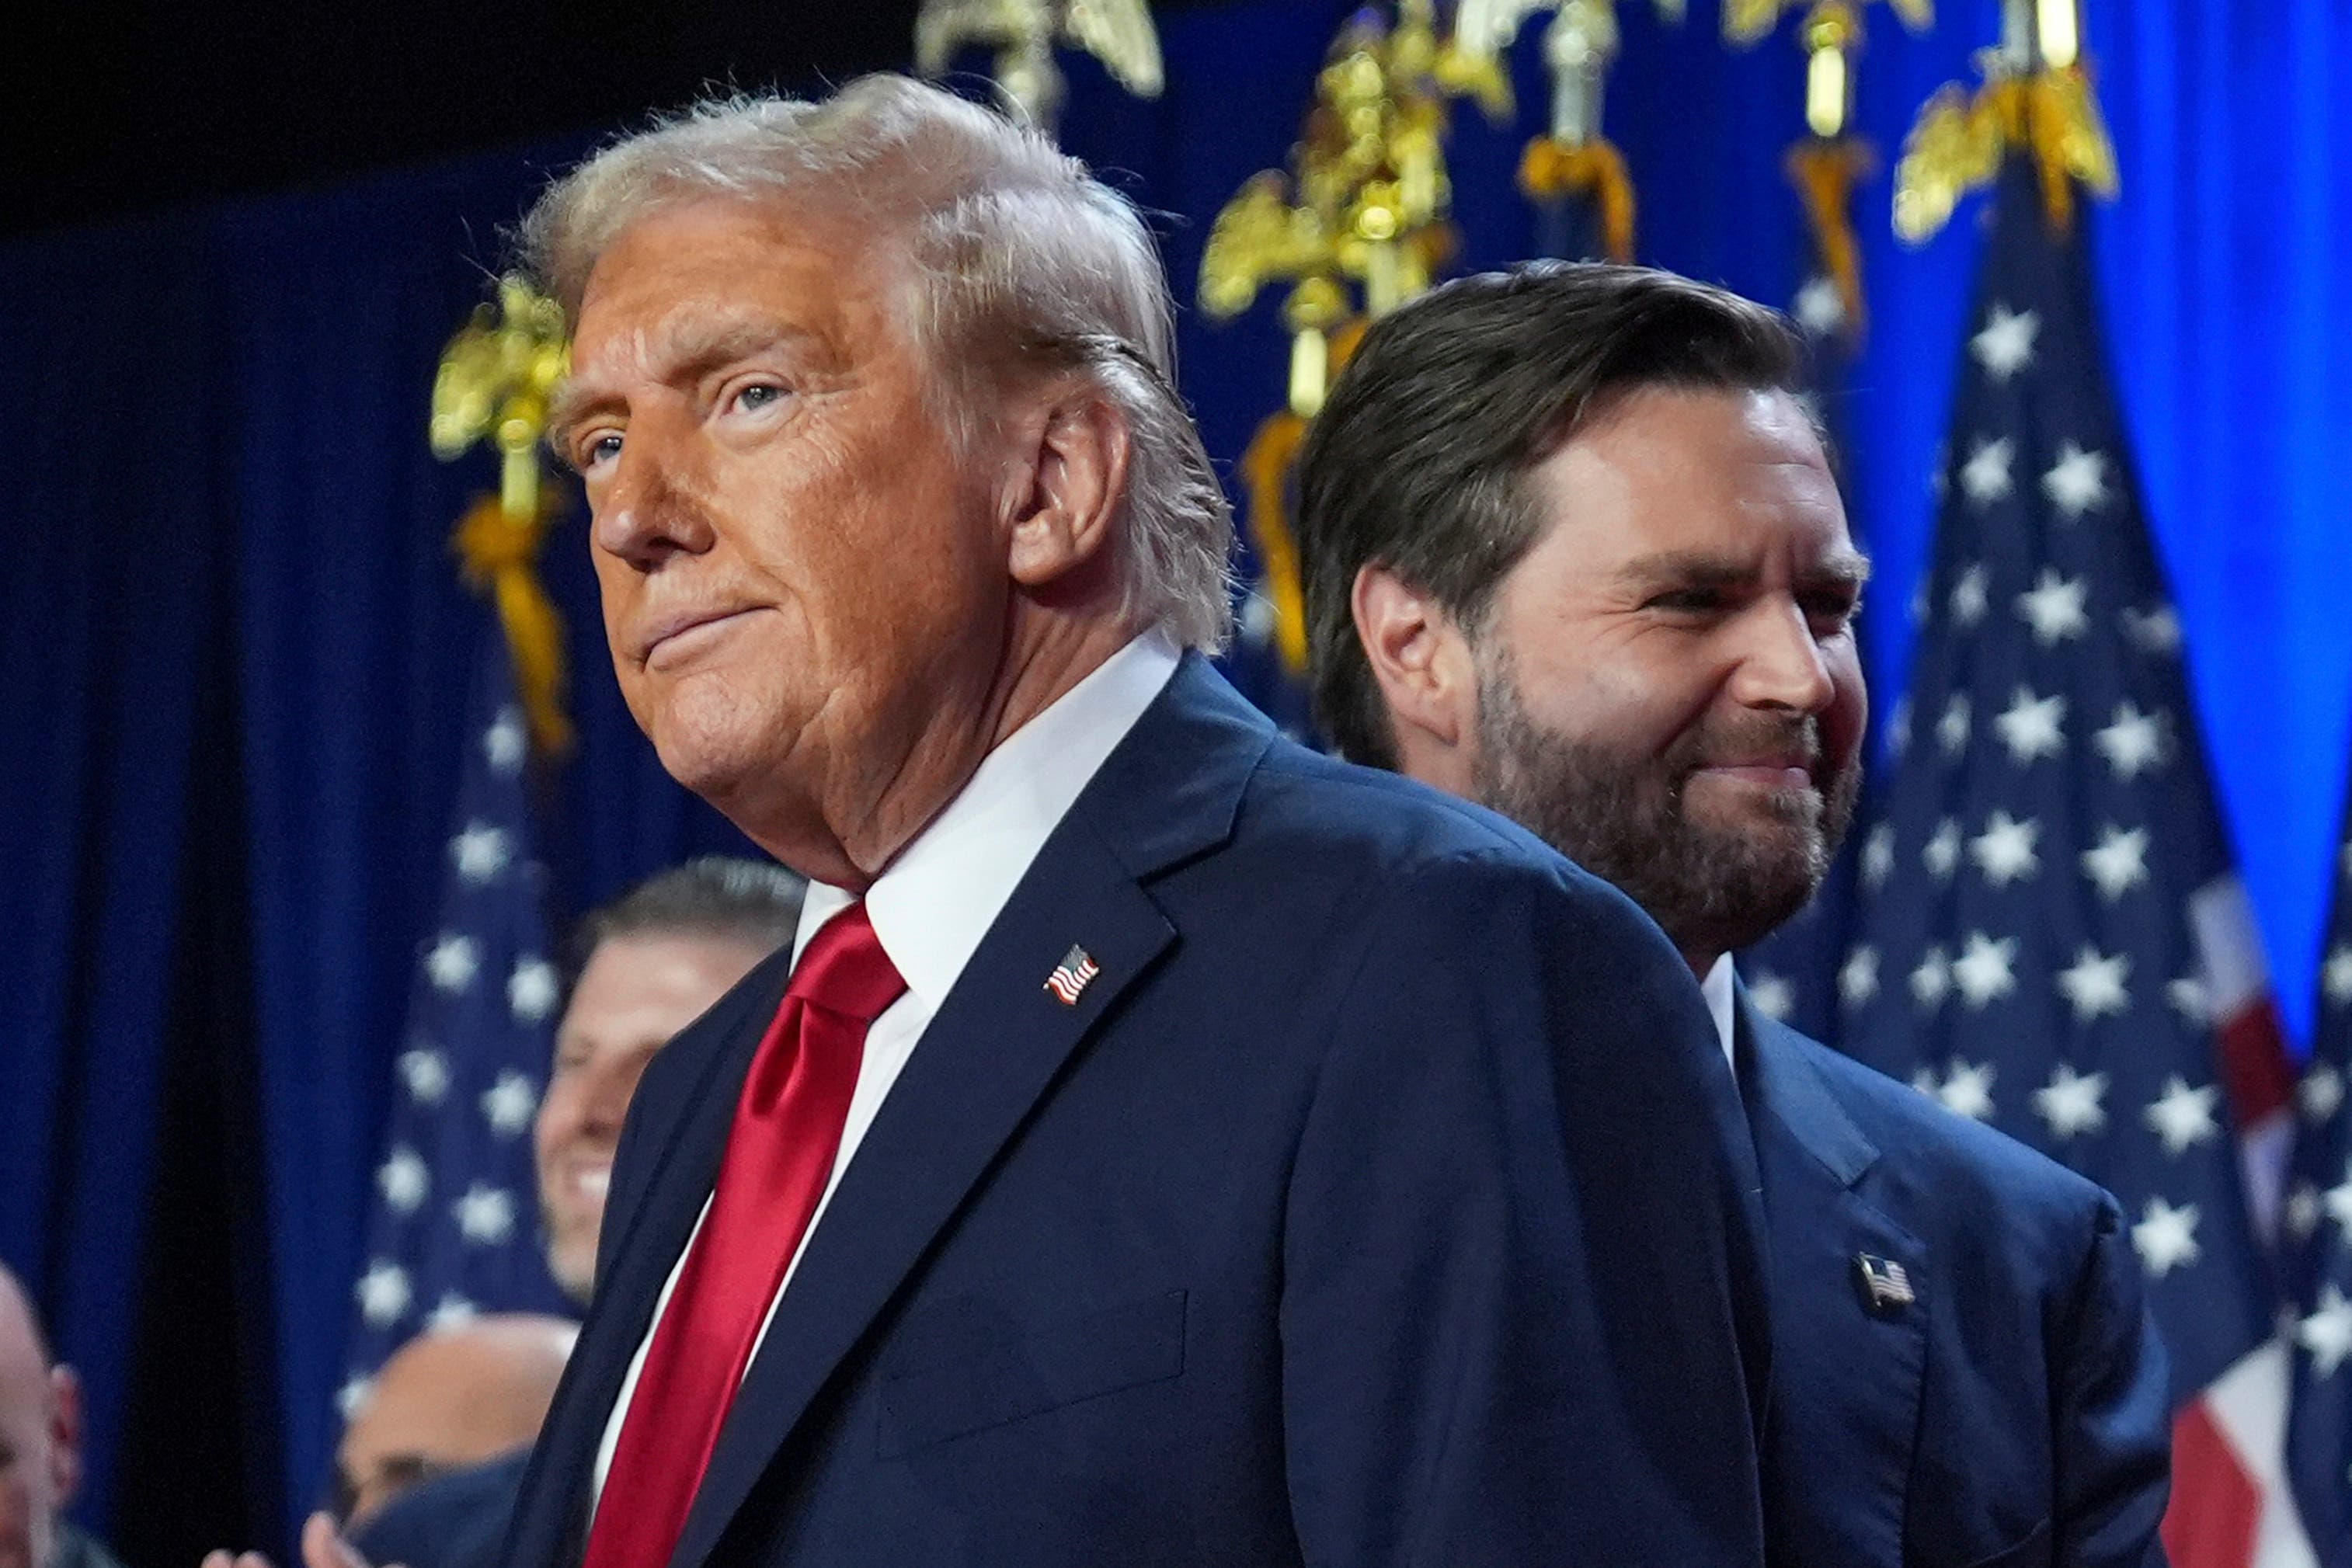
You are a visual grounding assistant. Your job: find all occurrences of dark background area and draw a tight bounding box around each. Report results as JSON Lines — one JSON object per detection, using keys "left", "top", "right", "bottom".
{"left": 0, "top": 2, "right": 1243, "bottom": 241}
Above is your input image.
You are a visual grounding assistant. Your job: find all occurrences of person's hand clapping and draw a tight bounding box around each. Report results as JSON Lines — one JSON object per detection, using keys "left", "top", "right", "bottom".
{"left": 201, "top": 1510, "right": 402, "bottom": 1568}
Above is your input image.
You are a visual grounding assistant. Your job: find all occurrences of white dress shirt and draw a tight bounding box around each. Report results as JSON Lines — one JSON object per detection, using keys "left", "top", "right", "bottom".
{"left": 1703, "top": 953, "right": 1738, "bottom": 1069}
{"left": 591, "top": 632, "right": 1181, "bottom": 1504}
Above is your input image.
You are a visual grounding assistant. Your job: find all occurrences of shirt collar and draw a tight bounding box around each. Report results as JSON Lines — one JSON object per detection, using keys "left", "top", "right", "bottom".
{"left": 794, "top": 632, "right": 1182, "bottom": 1010}
{"left": 1702, "top": 953, "right": 1737, "bottom": 1068}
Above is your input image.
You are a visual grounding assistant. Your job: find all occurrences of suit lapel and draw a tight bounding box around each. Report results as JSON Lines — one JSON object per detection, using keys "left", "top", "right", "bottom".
{"left": 1743, "top": 995, "right": 1927, "bottom": 1568}
{"left": 668, "top": 657, "right": 1272, "bottom": 1568}
{"left": 503, "top": 948, "right": 794, "bottom": 1568}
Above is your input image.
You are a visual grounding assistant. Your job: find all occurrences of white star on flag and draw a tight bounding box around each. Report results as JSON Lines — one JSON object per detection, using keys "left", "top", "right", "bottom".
{"left": 425, "top": 933, "right": 480, "bottom": 995}
{"left": 2055, "top": 947, "right": 2132, "bottom": 1024}
{"left": 2093, "top": 703, "right": 2167, "bottom": 781}
{"left": 2144, "top": 1076, "right": 2222, "bottom": 1156}
{"left": 1862, "top": 825, "right": 1894, "bottom": 889}
{"left": 337, "top": 1374, "right": 375, "bottom": 1420}
{"left": 1910, "top": 1066, "right": 1941, "bottom": 1099}
{"left": 483, "top": 708, "right": 527, "bottom": 775}
{"left": 454, "top": 1184, "right": 518, "bottom": 1246}
{"left": 1911, "top": 946, "right": 1953, "bottom": 1009}
{"left": 1747, "top": 973, "right": 1794, "bottom": 1021}
{"left": 2120, "top": 604, "right": 2183, "bottom": 657}
{"left": 427, "top": 1293, "right": 479, "bottom": 1333}
{"left": 2033, "top": 1063, "right": 2110, "bottom": 1139}
{"left": 2131, "top": 1196, "right": 2202, "bottom": 1278}
{"left": 1938, "top": 694, "right": 1973, "bottom": 754}
{"left": 2016, "top": 568, "right": 2090, "bottom": 646}
{"left": 2080, "top": 826, "right": 2150, "bottom": 902}
{"left": 398, "top": 1047, "right": 451, "bottom": 1106}
{"left": 1794, "top": 276, "right": 1846, "bottom": 336}
{"left": 1950, "top": 563, "right": 1991, "bottom": 625}
{"left": 1961, "top": 439, "right": 2016, "bottom": 506}
{"left": 1887, "top": 697, "right": 1913, "bottom": 757}
{"left": 1995, "top": 689, "right": 2067, "bottom": 764}
{"left": 2300, "top": 1285, "right": 2352, "bottom": 1378}
{"left": 2288, "top": 1181, "right": 2323, "bottom": 1239}
{"left": 1969, "top": 812, "right": 2042, "bottom": 887}
{"left": 377, "top": 1146, "right": 429, "bottom": 1215}
{"left": 1938, "top": 1059, "right": 1997, "bottom": 1121}
{"left": 2041, "top": 443, "right": 2111, "bottom": 519}
{"left": 355, "top": 1260, "right": 412, "bottom": 1328}
{"left": 448, "top": 822, "right": 513, "bottom": 885}
{"left": 2325, "top": 946, "right": 2352, "bottom": 1007}
{"left": 507, "top": 957, "right": 560, "bottom": 1024}
{"left": 1840, "top": 945, "right": 1881, "bottom": 1007}
{"left": 2302, "top": 1063, "right": 2346, "bottom": 1125}
{"left": 481, "top": 1070, "right": 539, "bottom": 1136}
{"left": 1970, "top": 302, "right": 2041, "bottom": 380}
{"left": 1240, "top": 592, "right": 1279, "bottom": 648}
{"left": 2324, "top": 1163, "right": 2352, "bottom": 1243}
{"left": 2165, "top": 976, "right": 2210, "bottom": 1027}
{"left": 1922, "top": 818, "right": 1962, "bottom": 881}
{"left": 1952, "top": 932, "right": 2020, "bottom": 1008}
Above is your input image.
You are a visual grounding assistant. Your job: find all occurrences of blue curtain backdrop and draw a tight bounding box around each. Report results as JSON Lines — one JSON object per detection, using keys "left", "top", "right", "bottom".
{"left": 1, "top": 0, "right": 2343, "bottom": 1556}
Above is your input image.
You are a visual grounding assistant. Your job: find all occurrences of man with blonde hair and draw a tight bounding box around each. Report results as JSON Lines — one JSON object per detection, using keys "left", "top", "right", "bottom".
{"left": 502, "top": 75, "right": 1773, "bottom": 1566}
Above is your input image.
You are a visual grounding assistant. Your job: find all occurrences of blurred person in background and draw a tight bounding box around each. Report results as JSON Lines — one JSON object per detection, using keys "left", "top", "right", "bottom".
{"left": 0, "top": 1265, "right": 120, "bottom": 1568}
{"left": 209, "top": 856, "right": 802, "bottom": 1568}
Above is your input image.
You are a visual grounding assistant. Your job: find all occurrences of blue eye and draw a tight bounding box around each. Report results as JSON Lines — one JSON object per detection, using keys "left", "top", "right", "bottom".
{"left": 580, "top": 432, "right": 622, "bottom": 470}
{"left": 733, "top": 383, "right": 785, "bottom": 412}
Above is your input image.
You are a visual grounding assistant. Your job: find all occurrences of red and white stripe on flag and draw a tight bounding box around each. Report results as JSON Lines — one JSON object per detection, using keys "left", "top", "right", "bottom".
{"left": 2166, "top": 878, "right": 2312, "bottom": 1568}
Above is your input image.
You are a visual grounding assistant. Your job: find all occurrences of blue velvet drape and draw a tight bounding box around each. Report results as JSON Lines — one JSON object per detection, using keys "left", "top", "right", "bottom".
{"left": 2, "top": 0, "right": 2344, "bottom": 1555}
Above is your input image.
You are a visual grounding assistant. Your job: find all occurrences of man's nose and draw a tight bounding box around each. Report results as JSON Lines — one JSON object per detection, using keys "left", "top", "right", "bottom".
{"left": 1729, "top": 599, "right": 1836, "bottom": 714}
{"left": 578, "top": 1059, "right": 641, "bottom": 1133}
{"left": 592, "top": 426, "right": 717, "bottom": 570}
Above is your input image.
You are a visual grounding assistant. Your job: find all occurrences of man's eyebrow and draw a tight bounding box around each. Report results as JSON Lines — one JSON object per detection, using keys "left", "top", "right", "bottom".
{"left": 545, "top": 319, "right": 817, "bottom": 450}
{"left": 1612, "top": 551, "right": 1759, "bottom": 588}
{"left": 1613, "top": 548, "right": 1874, "bottom": 583}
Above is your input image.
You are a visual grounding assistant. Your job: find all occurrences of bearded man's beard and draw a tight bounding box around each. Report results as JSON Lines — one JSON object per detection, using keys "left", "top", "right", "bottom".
{"left": 1470, "top": 647, "right": 1860, "bottom": 961}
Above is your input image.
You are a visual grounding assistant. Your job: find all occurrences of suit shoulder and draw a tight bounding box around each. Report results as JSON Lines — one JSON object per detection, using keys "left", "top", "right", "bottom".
{"left": 1779, "top": 1029, "right": 2119, "bottom": 1239}
{"left": 1237, "top": 737, "right": 1618, "bottom": 898}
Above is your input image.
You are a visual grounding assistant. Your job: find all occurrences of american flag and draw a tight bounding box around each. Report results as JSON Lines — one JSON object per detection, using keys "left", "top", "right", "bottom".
{"left": 2283, "top": 798, "right": 2352, "bottom": 1563}
{"left": 1835, "top": 157, "right": 2306, "bottom": 1565}
{"left": 338, "top": 638, "right": 573, "bottom": 1420}
{"left": 1043, "top": 944, "right": 1101, "bottom": 1007}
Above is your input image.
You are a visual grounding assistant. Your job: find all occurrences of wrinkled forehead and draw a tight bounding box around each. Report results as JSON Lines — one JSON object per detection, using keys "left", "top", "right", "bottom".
{"left": 578, "top": 191, "right": 921, "bottom": 342}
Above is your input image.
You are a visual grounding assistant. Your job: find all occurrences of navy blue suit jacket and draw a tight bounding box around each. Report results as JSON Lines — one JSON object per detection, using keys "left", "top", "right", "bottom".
{"left": 1741, "top": 992, "right": 2171, "bottom": 1568}
{"left": 354, "top": 1448, "right": 528, "bottom": 1568}
{"left": 502, "top": 657, "right": 1773, "bottom": 1567}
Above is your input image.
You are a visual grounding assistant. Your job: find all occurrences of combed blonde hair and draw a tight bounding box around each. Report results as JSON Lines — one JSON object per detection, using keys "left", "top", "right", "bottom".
{"left": 520, "top": 75, "right": 1233, "bottom": 652}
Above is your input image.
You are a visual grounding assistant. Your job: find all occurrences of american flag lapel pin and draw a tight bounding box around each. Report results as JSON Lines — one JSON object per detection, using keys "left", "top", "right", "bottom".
{"left": 1853, "top": 1253, "right": 1916, "bottom": 1315}
{"left": 1044, "top": 944, "right": 1101, "bottom": 1007}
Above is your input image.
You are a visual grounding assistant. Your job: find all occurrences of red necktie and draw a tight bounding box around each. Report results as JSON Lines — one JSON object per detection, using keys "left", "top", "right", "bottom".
{"left": 582, "top": 902, "right": 904, "bottom": 1568}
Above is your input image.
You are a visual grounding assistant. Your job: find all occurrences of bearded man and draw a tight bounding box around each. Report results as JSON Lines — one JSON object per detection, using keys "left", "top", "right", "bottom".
{"left": 464, "top": 79, "right": 1773, "bottom": 1568}
{"left": 1297, "top": 260, "right": 2173, "bottom": 1568}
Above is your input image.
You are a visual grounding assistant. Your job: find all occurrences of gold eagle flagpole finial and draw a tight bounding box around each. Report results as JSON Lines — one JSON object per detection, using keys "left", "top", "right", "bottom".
{"left": 1892, "top": 0, "right": 2116, "bottom": 245}
{"left": 430, "top": 274, "right": 575, "bottom": 756}
{"left": 1199, "top": 0, "right": 1502, "bottom": 675}
{"left": 914, "top": 0, "right": 1164, "bottom": 136}
{"left": 1726, "top": 0, "right": 1933, "bottom": 344}
{"left": 1453, "top": 0, "right": 1681, "bottom": 261}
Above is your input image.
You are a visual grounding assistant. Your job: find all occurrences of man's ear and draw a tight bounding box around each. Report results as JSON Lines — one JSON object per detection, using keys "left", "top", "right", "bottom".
{"left": 48, "top": 1362, "right": 82, "bottom": 1507}
{"left": 1004, "top": 379, "right": 1130, "bottom": 594}
{"left": 1352, "top": 564, "right": 1479, "bottom": 781}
